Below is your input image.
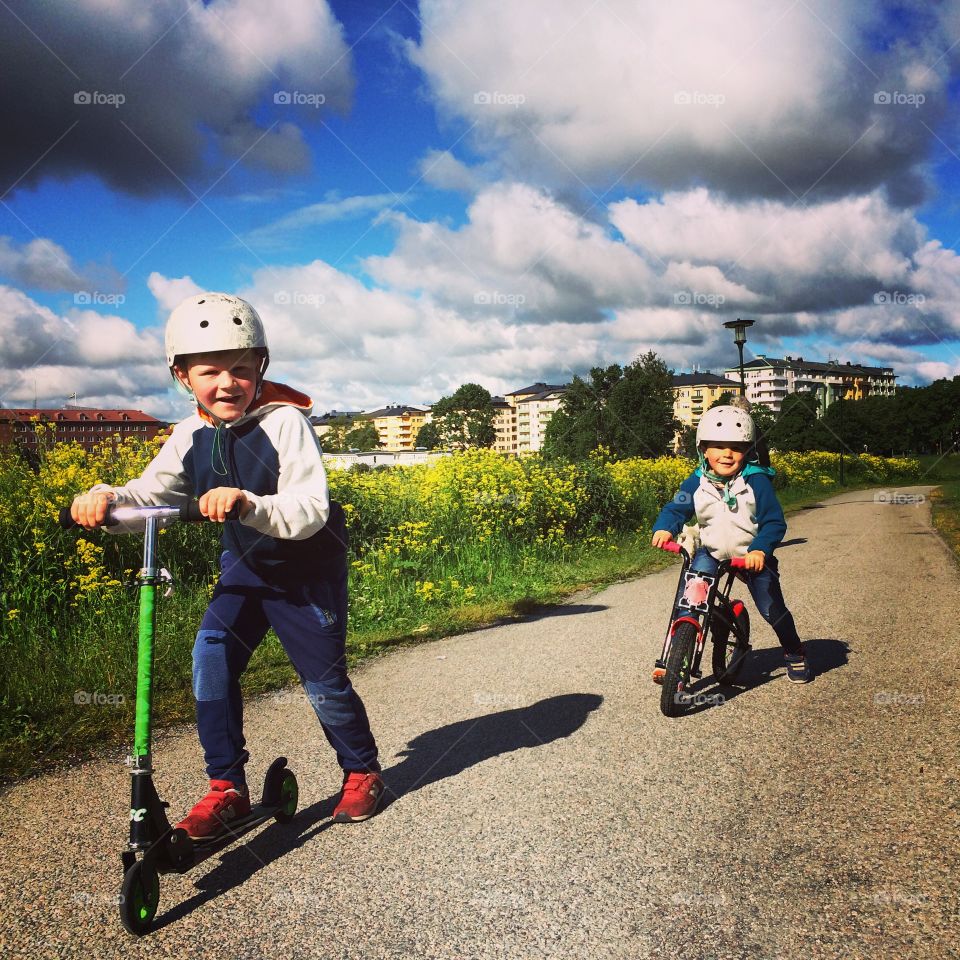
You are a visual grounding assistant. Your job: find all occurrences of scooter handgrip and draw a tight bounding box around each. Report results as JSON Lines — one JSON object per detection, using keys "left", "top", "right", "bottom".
{"left": 179, "top": 500, "right": 207, "bottom": 523}
{"left": 730, "top": 557, "right": 748, "bottom": 569}
{"left": 59, "top": 506, "right": 78, "bottom": 529}
{"left": 658, "top": 540, "right": 682, "bottom": 553}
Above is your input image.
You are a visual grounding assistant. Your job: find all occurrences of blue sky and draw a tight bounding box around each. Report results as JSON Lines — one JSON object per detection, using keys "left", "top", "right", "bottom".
{"left": 1, "top": 0, "right": 959, "bottom": 419}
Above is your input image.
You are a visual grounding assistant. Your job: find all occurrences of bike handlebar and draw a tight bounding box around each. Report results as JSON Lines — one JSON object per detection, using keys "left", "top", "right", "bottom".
{"left": 655, "top": 540, "right": 748, "bottom": 569}
{"left": 59, "top": 501, "right": 208, "bottom": 530}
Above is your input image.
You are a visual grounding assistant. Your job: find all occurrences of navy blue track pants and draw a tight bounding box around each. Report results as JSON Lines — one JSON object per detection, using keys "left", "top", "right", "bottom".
{"left": 192, "top": 550, "right": 379, "bottom": 784}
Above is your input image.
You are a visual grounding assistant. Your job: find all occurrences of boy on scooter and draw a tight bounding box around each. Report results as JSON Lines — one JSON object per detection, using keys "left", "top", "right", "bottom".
{"left": 70, "top": 293, "right": 383, "bottom": 837}
{"left": 650, "top": 405, "right": 811, "bottom": 683}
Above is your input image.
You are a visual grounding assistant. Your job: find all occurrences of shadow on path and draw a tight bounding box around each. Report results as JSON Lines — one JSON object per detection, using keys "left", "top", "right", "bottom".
{"left": 681, "top": 637, "right": 850, "bottom": 715}
{"left": 150, "top": 693, "right": 602, "bottom": 932}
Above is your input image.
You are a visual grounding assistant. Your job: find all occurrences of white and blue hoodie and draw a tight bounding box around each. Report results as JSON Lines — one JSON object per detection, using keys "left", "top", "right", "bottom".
{"left": 93, "top": 382, "right": 344, "bottom": 579}
{"left": 653, "top": 464, "right": 786, "bottom": 560}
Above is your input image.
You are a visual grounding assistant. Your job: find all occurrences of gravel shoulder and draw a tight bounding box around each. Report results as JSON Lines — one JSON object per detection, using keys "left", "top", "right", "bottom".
{"left": 1, "top": 485, "right": 958, "bottom": 960}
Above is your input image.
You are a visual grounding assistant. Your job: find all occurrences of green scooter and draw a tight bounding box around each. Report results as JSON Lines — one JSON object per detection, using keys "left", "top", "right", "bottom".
{"left": 60, "top": 502, "right": 299, "bottom": 936}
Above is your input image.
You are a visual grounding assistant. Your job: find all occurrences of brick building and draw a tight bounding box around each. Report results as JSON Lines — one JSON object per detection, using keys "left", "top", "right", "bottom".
{"left": 0, "top": 408, "right": 168, "bottom": 452}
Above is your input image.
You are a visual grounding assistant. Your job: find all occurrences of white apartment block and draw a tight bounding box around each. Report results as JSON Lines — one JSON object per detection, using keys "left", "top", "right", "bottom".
{"left": 726, "top": 356, "right": 897, "bottom": 413}
{"left": 495, "top": 383, "right": 567, "bottom": 453}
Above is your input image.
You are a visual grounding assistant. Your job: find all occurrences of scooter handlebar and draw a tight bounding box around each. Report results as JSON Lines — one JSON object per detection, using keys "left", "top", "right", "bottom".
{"left": 59, "top": 501, "right": 209, "bottom": 529}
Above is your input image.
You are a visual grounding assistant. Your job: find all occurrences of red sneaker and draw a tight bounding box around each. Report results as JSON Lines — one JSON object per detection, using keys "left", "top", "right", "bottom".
{"left": 175, "top": 780, "right": 251, "bottom": 840}
{"left": 332, "top": 771, "right": 384, "bottom": 823}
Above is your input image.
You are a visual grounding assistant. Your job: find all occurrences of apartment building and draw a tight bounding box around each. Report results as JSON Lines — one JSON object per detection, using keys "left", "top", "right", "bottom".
{"left": 672, "top": 373, "right": 743, "bottom": 428}
{"left": 724, "top": 356, "right": 897, "bottom": 413}
{"left": 363, "top": 405, "right": 431, "bottom": 451}
{"left": 0, "top": 407, "right": 167, "bottom": 452}
{"left": 496, "top": 383, "right": 567, "bottom": 453}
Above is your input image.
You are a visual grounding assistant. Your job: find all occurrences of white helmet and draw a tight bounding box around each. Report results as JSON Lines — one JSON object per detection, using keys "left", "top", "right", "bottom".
{"left": 696, "top": 405, "right": 755, "bottom": 447}
{"left": 165, "top": 293, "right": 269, "bottom": 373}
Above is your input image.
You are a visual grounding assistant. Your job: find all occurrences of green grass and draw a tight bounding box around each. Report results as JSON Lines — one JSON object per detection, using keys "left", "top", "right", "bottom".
{"left": 930, "top": 480, "right": 960, "bottom": 564}
{"left": 0, "top": 467, "right": 929, "bottom": 786}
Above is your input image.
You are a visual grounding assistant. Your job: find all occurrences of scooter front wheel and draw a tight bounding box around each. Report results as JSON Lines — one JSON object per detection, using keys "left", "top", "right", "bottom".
{"left": 119, "top": 859, "right": 160, "bottom": 936}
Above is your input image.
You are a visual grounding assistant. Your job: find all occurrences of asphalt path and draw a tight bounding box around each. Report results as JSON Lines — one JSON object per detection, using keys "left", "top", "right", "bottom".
{"left": 1, "top": 485, "right": 958, "bottom": 959}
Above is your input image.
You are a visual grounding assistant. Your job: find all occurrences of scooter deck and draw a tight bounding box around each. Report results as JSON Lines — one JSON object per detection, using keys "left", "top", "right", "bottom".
{"left": 176, "top": 802, "right": 286, "bottom": 863}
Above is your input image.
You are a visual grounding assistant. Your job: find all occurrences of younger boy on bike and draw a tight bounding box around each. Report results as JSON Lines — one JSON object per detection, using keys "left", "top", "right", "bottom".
{"left": 71, "top": 293, "right": 384, "bottom": 837}
{"left": 651, "top": 405, "right": 811, "bottom": 683}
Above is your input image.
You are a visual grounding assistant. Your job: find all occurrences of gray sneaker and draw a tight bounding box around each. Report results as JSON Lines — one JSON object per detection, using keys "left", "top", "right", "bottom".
{"left": 784, "top": 652, "right": 812, "bottom": 683}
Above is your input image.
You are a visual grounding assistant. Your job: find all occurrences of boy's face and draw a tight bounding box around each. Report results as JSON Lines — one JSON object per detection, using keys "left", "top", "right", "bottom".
{"left": 701, "top": 442, "right": 749, "bottom": 477}
{"left": 174, "top": 348, "right": 260, "bottom": 422}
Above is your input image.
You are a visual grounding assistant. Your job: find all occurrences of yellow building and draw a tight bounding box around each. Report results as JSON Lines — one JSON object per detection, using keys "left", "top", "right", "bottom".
{"left": 497, "top": 383, "right": 567, "bottom": 453}
{"left": 672, "top": 374, "right": 742, "bottom": 429}
{"left": 365, "top": 405, "right": 430, "bottom": 451}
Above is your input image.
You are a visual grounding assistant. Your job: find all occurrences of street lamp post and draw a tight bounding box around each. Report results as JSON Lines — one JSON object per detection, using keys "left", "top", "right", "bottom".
{"left": 723, "top": 318, "right": 755, "bottom": 398}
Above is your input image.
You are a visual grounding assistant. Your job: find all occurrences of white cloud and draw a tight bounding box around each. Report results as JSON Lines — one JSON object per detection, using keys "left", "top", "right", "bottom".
{"left": 242, "top": 193, "right": 406, "bottom": 249}
{"left": 411, "top": 0, "right": 950, "bottom": 202}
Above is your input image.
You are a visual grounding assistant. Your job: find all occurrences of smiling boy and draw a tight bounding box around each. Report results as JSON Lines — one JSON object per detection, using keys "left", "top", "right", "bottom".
{"left": 651, "top": 405, "right": 810, "bottom": 683}
{"left": 71, "top": 293, "right": 384, "bottom": 836}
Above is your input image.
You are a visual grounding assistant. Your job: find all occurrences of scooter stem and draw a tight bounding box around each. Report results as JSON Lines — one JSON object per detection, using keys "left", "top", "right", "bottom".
{"left": 133, "top": 515, "right": 160, "bottom": 764}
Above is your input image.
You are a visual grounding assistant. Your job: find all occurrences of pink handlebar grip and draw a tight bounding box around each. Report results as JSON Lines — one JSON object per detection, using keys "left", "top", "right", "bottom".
{"left": 730, "top": 557, "right": 748, "bottom": 569}
{"left": 657, "top": 540, "right": 682, "bottom": 553}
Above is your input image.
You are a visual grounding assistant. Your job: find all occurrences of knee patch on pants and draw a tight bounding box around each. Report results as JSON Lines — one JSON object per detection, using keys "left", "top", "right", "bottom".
{"left": 192, "top": 629, "right": 230, "bottom": 702}
{"left": 302, "top": 678, "right": 356, "bottom": 727}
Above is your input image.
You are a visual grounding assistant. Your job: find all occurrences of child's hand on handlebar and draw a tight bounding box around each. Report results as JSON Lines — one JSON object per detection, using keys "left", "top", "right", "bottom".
{"left": 743, "top": 550, "right": 766, "bottom": 571}
{"left": 199, "top": 487, "right": 252, "bottom": 523}
{"left": 651, "top": 530, "right": 674, "bottom": 549}
{"left": 71, "top": 492, "right": 113, "bottom": 529}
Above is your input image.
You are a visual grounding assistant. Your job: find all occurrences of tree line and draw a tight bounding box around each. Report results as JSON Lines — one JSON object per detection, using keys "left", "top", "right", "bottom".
{"left": 323, "top": 354, "right": 960, "bottom": 460}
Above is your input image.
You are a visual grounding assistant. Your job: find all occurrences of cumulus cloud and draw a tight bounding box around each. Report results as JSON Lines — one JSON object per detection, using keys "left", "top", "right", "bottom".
{"left": 0, "top": 284, "right": 167, "bottom": 412}
{"left": 411, "top": 0, "right": 952, "bottom": 202}
{"left": 0, "top": 0, "right": 354, "bottom": 195}
{"left": 0, "top": 236, "right": 124, "bottom": 295}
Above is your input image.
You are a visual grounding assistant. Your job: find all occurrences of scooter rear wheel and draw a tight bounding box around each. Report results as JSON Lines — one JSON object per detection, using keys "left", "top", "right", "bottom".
{"left": 274, "top": 769, "right": 298, "bottom": 824}
{"left": 119, "top": 860, "right": 160, "bottom": 936}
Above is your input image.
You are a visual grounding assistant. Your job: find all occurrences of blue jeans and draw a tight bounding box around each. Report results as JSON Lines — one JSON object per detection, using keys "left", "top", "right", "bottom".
{"left": 192, "top": 550, "right": 380, "bottom": 784}
{"left": 673, "top": 547, "right": 802, "bottom": 655}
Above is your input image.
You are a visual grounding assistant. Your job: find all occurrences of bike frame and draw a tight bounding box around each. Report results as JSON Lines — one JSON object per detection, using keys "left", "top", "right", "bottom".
{"left": 656, "top": 544, "right": 749, "bottom": 680}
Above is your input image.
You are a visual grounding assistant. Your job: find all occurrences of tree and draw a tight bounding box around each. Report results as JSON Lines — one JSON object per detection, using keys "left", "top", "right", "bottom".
{"left": 344, "top": 422, "right": 380, "bottom": 451}
{"left": 767, "top": 391, "right": 828, "bottom": 452}
{"left": 708, "top": 391, "right": 735, "bottom": 409}
{"left": 318, "top": 415, "right": 355, "bottom": 453}
{"left": 544, "top": 352, "right": 676, "bottom": 459}
{"left": 415, "top": 422, "right": 442, "bottom": 450}
{"left": 430, "top": 383, "right": 496, "bottom": 449}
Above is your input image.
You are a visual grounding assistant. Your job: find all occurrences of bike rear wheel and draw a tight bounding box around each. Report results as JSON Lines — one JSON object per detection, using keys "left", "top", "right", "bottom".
{"left": 712, "top": 600, "right": 750, "bottom": 684}
{"left": 660, "top": 621, "right": 698, "bottom": 717}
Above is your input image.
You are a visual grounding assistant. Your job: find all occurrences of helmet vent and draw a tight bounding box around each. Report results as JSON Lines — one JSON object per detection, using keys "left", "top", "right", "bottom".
{"left": 199, "top": 320, "right": 209, "bottom": 328}
{"left": 232, "top": 316, "right": 242, "bottom": 325}
{"left": 197, "top": 299, "right": 205, "bottom": 304}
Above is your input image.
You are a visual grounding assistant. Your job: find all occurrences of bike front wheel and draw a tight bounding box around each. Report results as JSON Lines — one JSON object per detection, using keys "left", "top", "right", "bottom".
{"left": 660, "top": 621, "right": 698, "bottom": 717}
